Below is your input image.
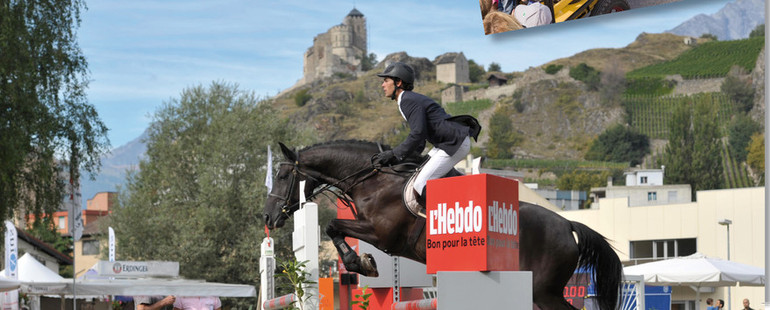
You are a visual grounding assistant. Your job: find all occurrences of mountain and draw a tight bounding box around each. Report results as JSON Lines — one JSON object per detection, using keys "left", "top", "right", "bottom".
{"left": 80, "top": 130, "right": 148, "bottom": 205}
{"left": 666, "top": 0, "right": 764, "bottom": 40}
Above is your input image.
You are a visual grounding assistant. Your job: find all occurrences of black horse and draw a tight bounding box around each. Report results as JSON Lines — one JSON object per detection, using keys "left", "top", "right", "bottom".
{"left": 264, "top": 141, "right": 623, "bottom": 310}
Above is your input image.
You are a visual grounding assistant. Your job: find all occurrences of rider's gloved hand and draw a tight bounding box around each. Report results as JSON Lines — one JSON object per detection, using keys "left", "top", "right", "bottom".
{"left": 373, "top": 150, "right": 398, "bottom": 166}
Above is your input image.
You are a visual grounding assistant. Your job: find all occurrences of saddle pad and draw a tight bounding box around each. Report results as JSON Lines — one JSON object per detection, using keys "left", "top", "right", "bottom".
{"left": 403, "top": 170, "right": 426, "bottom": 218}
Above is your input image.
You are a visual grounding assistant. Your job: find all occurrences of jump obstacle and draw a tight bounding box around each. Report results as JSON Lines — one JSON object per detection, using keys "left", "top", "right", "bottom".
{"left": 262, "top": 181, "right": 320, "bottom": 310}
{"left": 261, "top": 174, "right": 641, "bottom": 310}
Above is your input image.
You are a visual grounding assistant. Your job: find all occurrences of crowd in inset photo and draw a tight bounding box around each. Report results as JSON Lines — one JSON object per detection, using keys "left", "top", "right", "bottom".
{"left": 480, "top": 0, "right": 553, "bottom": 34}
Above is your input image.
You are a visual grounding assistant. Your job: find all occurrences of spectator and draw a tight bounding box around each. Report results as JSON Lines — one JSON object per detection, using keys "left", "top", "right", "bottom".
{"left": 484, "top": 11, "right": 523, "bottom": 34}
{"left": 135, "top": 296, "right": 175, "bottom": 310}
{"left": 743, "top": 298, "right": 754, "bottom": 310}
{"left": 705, "top": 298, "right": 717, "bottom": 310}
{"left": 513, "top": 0, "right": 553, "bottom": 28}
{"left": 173, "top": 296, "right": 221, "bottom": 310}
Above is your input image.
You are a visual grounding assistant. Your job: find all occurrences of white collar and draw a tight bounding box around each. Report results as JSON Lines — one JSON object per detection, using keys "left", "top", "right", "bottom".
{"left": 397, "top": 91, "right": 406, "bottom": 120}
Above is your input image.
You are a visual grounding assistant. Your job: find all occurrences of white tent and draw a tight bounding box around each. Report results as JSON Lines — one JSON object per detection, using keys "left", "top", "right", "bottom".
{"left": 0, "top": 279, "right": 20, "bottom": 292}
{"left": 623, "top": 253, "right": 765, "bottom": 309}
{"left": 0, "top": 253, "right": 70, "bottom": 295}
{"left": 73, "top": 278, "right": 256, "bottom": 297}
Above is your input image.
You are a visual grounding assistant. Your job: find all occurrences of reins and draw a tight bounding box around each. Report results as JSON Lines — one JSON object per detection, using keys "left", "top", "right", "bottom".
{"left": 270, "top": 153, "right": 420, "bottom": 220}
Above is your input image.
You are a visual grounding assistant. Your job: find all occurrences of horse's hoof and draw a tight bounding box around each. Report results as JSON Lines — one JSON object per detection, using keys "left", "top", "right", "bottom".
{"left": 361, "top": 253, "right": 379, "bottom": 277}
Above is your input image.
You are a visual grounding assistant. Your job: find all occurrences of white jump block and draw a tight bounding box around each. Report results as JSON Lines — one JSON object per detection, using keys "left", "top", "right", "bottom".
{"left": 437, "top": 271, "right": 532, "bottom": 310}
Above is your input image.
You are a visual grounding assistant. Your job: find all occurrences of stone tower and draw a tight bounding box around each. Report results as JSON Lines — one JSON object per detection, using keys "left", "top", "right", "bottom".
{"left": 301, "top": 8, "right": 367, "bottom": 85}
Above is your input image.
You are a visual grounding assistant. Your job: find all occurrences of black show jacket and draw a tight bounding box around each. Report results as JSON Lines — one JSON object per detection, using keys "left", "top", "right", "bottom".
{"left": 392, "top": 91, "right": 470, "bottom": 160}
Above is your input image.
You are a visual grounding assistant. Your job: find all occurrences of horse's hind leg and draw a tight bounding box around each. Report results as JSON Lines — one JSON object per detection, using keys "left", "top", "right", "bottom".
{"left": 326, "top": 219, "right": 380, "bottom": 277}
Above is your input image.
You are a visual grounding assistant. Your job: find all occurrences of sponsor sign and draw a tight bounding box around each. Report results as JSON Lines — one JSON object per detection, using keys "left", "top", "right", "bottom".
{"left": 425, "top": 174, "right": 519, "bottom": 273}
{"left": 96, "top": 261, "right": 179, "bottom": 278}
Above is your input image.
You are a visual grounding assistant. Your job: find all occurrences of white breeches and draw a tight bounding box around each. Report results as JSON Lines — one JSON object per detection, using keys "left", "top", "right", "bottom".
{"left": 413, "top": 136, "right": 471, "bottom": 194}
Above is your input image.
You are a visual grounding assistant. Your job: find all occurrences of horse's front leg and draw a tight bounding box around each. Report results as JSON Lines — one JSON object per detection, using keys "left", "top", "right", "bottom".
{"left": 326, "top": 219, "right": 380, "bottom": 277}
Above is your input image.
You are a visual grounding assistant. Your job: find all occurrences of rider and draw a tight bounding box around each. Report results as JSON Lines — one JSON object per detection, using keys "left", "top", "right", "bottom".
{"left": 373, "top": 62, "right": 480, "bottom": 205}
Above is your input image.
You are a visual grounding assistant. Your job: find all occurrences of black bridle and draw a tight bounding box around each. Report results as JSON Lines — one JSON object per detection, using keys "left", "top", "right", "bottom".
{"left": 267, "top": 157, "right": 382, "bottom": 220}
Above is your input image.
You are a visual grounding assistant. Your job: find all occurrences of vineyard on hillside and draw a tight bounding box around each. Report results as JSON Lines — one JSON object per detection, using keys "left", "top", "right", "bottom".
{"left": 627, "top": 37, "right": 764, "bottom": 79}
{"left": 623, "top": 93, "right": 737, "bottom": 139}
{"left": 626, "top": 92, "right": 757, "bottom": 188}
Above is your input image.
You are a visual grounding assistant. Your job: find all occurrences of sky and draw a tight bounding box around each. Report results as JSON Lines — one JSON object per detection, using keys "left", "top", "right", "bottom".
{"left": 78, "top": 0, "right": 728, "bottom": 149}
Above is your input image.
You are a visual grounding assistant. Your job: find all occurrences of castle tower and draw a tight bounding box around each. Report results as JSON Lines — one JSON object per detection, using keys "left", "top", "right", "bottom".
{"left": 344, "top": 8, "right": 367, "bottom": 56}
{"left": 300, "top": 8, "right": 367, "bottom": 85}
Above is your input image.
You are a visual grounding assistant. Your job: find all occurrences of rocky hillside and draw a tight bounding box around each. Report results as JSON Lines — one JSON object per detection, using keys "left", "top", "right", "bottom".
{"left": 543, "top": 33, "right": 697, "bottom": 73}
{"left": 270, "top": 33, "right": 696, "bottom": 160}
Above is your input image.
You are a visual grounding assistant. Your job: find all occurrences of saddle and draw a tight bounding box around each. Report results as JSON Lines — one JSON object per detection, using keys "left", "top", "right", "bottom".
{"left": 402, "top": 165, "right": 465, "bottom": 219}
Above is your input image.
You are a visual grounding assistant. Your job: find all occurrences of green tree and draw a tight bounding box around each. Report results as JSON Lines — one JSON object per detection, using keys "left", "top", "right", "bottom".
{"left": 662, "top": 103, "right": 694, "bottom": 191}
{"left": 569, "top": 63, "right": 600, "bottom": 91}
{"left": 359, "top": 53, "right": 378, "bottom": 72}
{"left": 700, "top": 33, "right": 718, "bottom": 40}
{"left": 544, "top": 64, "right": 563, "bottom": 75}
{"left": 721, "top": 67, "right": 755, "bottom": 113}
{"left": 487, "top": 62, "right": 501, "bottom": 72}
{"left": 663, "top": 100, "right": 723, "bottom": 200}
{"left": 27, "top": 217, "right": 73, "bottom": 276}
{"left": 727, "top": 114, "right": 760, "bottom": 162}
{"left": 691, "top": 100, "right": 723, "bottom": 191}
{"left": 295, "top": 88, "right": 312, "bottom": 107}
{"left": 557, "top": 170, "right": 612, "bottom": 194}
{"left": 749, "top": 24, "right": 765, "bottom": 38}
{"left": 468, "top": 59, "right": 486, "bottom": 83}
{"left": 0, "top": 0, "right": 110, "bottom": 220}
{"left": 584, "top": 124, "right": 650, "bottom": 166}
{"left": 486, "top": 106, "right": 521, "bottom": 159}
{"left": 746, "top": 132, "right": 764, "bottom": 184}
{"left": 110, "top": 82, "right": 314, "bottom": 301}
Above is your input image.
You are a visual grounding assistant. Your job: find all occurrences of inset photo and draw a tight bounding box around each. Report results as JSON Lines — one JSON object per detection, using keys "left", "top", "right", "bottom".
{"left": 481, "top": 0, "right": 682, "bottom": 35}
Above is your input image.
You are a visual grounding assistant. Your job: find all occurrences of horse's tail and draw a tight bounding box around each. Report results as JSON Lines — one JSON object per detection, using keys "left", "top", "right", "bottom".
{"left": 570, "top": 221, "right": 623, "bottom": 310}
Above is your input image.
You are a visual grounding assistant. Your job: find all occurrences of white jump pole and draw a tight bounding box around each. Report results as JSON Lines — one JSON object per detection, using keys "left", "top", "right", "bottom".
{"left": 293, "top": 180, "right": 319, "bottom": 309}
{"left": 259, "top": 236, "right": 275, "bottom": 310}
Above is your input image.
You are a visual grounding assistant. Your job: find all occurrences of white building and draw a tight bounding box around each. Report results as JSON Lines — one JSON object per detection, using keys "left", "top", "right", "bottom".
{"left": 559, "top": 187, "right": 765, "bottom": 310}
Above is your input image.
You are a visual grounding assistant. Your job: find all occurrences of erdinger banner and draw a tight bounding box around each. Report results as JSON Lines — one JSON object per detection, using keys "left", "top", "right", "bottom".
{"left": 425, "top": 174, "right": 519, "bottom": 273}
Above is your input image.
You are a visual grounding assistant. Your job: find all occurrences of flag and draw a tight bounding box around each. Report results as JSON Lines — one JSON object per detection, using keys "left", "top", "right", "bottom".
{"left": 3, "top": 221, "right": 19, "bottom": 310}
{"left": 68, "top": 177, "right": 83, "bottom": 241}
{"left": 265, "top": 145, "right": 273, "bottom": 192}
{"left": 108, "top": 227, "right": 115, "bottom": 262}
{"left": 4, "top": 221, "right": 17, "bottom": 280}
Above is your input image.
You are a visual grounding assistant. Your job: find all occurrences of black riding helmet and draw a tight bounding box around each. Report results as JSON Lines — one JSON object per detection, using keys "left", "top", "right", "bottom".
{"left": 377, "top": 62, "right": 415, "bottom": 100}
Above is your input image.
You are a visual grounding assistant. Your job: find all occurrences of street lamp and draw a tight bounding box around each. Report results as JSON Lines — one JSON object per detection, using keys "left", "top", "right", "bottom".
{"left": 718, "top": 219, "right": 732, "bottom": 310}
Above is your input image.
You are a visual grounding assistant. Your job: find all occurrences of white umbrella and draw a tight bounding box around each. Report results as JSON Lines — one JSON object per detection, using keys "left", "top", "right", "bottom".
{"left": 624, "top": 253, "right": 765, "bottom": 309}
{"left": 624, "top": 253, "right": 765, "bottom": 287}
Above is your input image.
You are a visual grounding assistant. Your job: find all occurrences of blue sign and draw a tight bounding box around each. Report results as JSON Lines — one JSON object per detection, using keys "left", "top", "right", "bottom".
{"left": 9, "top": 253, "right": 16, "bottom": 272}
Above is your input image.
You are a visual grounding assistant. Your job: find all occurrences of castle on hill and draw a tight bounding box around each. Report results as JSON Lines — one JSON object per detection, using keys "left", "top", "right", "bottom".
{"left": 300, "top": 8, "right": 367, "bottom": 85}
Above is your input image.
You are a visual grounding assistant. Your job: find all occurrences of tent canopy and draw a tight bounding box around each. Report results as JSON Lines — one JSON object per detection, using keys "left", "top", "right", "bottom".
{"left": 623, "top": 253, "right": 765, "bottom": 287}
{"left": 1, "top": 255, "right": 255, "bottom": 297}
{"left": 0, "top": 253, "right": 70, "bottom": 294}
{"left": 73, "top": 278, "right": 256, "bottom": 297}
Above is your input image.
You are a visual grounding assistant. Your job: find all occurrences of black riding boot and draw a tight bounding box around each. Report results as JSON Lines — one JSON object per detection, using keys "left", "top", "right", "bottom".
{"left": 416, "top": 187, "right": 427, "bottom": 206}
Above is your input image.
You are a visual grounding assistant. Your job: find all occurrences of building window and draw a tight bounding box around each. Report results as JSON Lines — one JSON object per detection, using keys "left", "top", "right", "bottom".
{"left": 668, "top": 191, "right": 678, "bottom": 203}
{"left": 647, "top": 192, "right": 657, "bottom": 201}
{"left": 82, "top": 240, "right": 100, "bottom": 256}
{"left": 630, "top": 238, "right": 696, "bottom": 262}
{"left": 640, "top": 176, "right": 648, "bottom": 184}
{"left": 58, "top": 217, "right": 65, "bottom": 229}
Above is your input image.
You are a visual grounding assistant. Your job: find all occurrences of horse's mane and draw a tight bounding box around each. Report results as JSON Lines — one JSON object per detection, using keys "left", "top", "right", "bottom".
{"left": 299, "top": 140, "right": 426, "bottom": 164}
{"left": 299, "top": 140, "right": 387, "bottom": 152}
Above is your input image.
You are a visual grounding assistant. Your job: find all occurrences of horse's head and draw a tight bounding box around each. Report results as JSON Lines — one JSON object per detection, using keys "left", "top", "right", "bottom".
{"left": 264, "top": 142, "right": 317, "bottom": 229}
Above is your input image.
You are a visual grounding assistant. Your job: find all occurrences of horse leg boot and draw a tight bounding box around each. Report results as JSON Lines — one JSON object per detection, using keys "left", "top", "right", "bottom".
{"left": 326, "top": 225, "right": 379, "bottom": 277}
